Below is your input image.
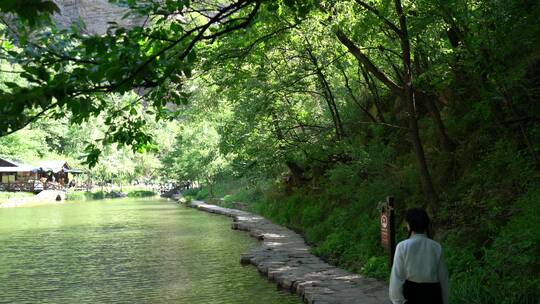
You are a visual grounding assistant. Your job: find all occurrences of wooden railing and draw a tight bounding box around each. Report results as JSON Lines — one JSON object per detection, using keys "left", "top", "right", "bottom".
{"left": 0, "top": 181, "right": 67, "bottom": 192}
{"left": 0, "top": 182, "right": 35, "bottom": 192}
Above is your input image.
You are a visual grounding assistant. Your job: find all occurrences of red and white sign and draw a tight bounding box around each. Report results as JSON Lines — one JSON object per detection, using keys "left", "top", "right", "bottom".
{"left": 380, "top": 214, "right": 388, "bottom": 228}
{"left": 380, "top": 212, "right": 389, "bottom": 248}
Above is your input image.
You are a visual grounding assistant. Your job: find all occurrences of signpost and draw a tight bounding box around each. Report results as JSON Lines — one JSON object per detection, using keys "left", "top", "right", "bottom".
{"left": 379, "top": 196, "right": 396, "bottom": 270}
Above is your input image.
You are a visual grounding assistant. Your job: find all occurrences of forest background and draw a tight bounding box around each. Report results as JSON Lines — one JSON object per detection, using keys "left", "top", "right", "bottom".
{"left": 0, "top": 1, "right": 539, "bottom": 303}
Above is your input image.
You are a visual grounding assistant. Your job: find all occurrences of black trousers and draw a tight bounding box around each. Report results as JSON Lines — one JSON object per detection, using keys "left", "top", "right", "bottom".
{"left": 403, "top": 280, "right": 443, "bottom": 304}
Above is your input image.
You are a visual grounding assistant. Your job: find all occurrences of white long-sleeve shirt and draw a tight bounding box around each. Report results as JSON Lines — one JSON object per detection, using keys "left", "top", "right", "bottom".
{"left": 389, "top": 234, "right": 449, "bottom": 304}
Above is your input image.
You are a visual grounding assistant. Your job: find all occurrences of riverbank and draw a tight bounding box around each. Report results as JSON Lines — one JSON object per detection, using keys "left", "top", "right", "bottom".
{"left": 188, "top": 200, "right": 390, "bottom": 304}
{"left": 0, "top": 191, "right": 33, "bottom": 205}
{"left": 0, "top": 190, "right": 66, "bottom": 208}
{"left": 0, "top": 189, "right": 158, "bottom": 208}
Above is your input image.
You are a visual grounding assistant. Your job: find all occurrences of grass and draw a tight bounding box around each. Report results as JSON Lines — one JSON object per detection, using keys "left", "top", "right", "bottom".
{"left": 64, "top": 191, "right": 87, "bottom": 201}
{"left": 0, "top": 191, "right": 34, "bottom": 203}
{"left": 121, "top": 185, "right": 156, "bottom": 193}
{"left": 126, "top": 190, "right": 157, "bottom": 198}
{"left": 66, "top": 187, "right": 157, "bottom": 201}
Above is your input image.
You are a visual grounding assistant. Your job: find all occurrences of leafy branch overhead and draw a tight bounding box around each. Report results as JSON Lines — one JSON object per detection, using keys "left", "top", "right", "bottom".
{"left": 0, "top": 0, "right": 263, "bottom": 165}
{"left": 0, "top": 0, "right": 59, "bottom": 24}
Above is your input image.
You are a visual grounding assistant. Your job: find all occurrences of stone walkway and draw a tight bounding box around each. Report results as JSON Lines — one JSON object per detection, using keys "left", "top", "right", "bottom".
{"left": 189, "top": 201, "right": 391, "bottom": 304}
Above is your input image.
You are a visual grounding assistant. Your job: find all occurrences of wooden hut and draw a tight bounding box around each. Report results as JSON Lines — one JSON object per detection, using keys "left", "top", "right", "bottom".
{"left": 0, "top": 158, "right": 83, "bottom": 192}
{"left": 36, "top": 160, "right": 82, "bottom": 188}
{"left": 0, "top": 158, "right": 38, "bottom": 192}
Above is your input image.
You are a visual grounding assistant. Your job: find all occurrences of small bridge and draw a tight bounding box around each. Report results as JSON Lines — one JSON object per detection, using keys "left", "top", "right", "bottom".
{"left": 35, "top": 190, "right": 66, "bottom": 201}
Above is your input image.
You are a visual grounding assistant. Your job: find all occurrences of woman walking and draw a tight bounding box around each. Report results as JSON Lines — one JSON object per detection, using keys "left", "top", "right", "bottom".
{"left": 389, "top": 208, "right": 449, "bottom": 304}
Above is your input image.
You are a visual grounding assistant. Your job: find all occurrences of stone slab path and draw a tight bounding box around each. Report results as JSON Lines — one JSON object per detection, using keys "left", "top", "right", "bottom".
{"left": 189, "top": 201, "right": 391, "bottom": 304}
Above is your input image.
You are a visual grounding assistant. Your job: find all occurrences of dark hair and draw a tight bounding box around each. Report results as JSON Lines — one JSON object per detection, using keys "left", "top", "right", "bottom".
{"left": 405, "top": 208, "right": 430, "bottom": 234}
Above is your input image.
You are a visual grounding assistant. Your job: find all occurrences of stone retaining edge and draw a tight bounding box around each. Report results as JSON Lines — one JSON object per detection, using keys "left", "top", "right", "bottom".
{"left": 187, "top": 200, "right": 391, "bottom": 304}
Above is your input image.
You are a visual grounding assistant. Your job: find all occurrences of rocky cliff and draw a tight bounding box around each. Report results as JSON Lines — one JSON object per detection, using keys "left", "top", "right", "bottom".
{"left": 53, "top": 0, "right": 144, "bottom": 35}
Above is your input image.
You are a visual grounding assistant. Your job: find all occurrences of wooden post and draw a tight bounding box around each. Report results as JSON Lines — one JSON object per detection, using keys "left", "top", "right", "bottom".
{"left": 388, "top": 196, "right": 396, "bottom": 270}
{"left": 86, "top": 173, "right": 91, "bottom": 192}
{"left": 380, "top": 196, "right": 396, "bottom": 271}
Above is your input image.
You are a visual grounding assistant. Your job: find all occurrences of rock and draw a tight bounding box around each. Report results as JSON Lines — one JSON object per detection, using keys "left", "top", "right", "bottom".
{"left": 107, "top": 191, "right": 126, "bottom": 198}
{"left": 53, "top": 0, "right": 145, "bottom": 35}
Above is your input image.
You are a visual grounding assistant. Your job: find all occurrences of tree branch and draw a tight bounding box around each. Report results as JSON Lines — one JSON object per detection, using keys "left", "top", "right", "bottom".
{"left": 112, "top": 0, "right": 258, "bottom": 91}
{"left": 336, "top": 29, "right": 402, "bottom": 94}
{"left": 0, "top": 102, "right": 57, "bottom": 137}
{"left": 354, "top": 0, "right": 401, "bottom": 35}
{"left": 202, "top": 1, "right": 260, "bottom": 40}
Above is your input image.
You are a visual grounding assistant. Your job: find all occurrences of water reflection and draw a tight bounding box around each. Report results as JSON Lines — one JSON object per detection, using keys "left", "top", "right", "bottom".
{"left": 0, "top": 199, "right": 301, "bottom": 304}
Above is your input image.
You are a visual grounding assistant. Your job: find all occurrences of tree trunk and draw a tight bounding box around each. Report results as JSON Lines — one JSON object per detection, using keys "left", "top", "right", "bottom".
{"left": 206, "top": 177, "right": 214, "bottom": 198}
{"left": 285, "top": 160, "right": 305, "bottom": 186}
{"left": 336, "top": 4, "right": 439, "bottom": 208}
{"left": 339, "top": 64, "right": 378, "bottom": 122}
{"left": 412, "top": 49, "right": 456, "bottom": 153}
{"left": 418, "top": 92, "right": 456, "bottom": 152}
{"left": 269, "top": 109, "right": 306, "bottom": 190}
{"left": 306, "top": 48, "right": 345, "bottom": 140}
{"left": 359, "top": 64, "right": 386, "bottom": 123}
{"left": 394, "top": 0, "right": 439, "bottom": 208}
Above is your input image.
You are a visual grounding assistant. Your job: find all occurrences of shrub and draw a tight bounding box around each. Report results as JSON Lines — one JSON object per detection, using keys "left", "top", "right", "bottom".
{"left": 127, "top": 190, "right": 156, "bottom": 198}
{"left": 178, "top": 196, "right": 192, "bottom": 204}
{"left": 90, "top": 191, "right": 105, "bottom": 200}
{"left": 65, "top": 191, "right": 87, "bottom": 201}
{"left": 195, "top": 188, "right": 209, "bottom": 200}
{"left": 182, "top": 188, "right": 201, "bottom": 197}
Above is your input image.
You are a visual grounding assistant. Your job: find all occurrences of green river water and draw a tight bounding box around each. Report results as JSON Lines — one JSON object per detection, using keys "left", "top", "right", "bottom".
{"left": 0, "top": 198, "right": 301, "bottom": 304}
